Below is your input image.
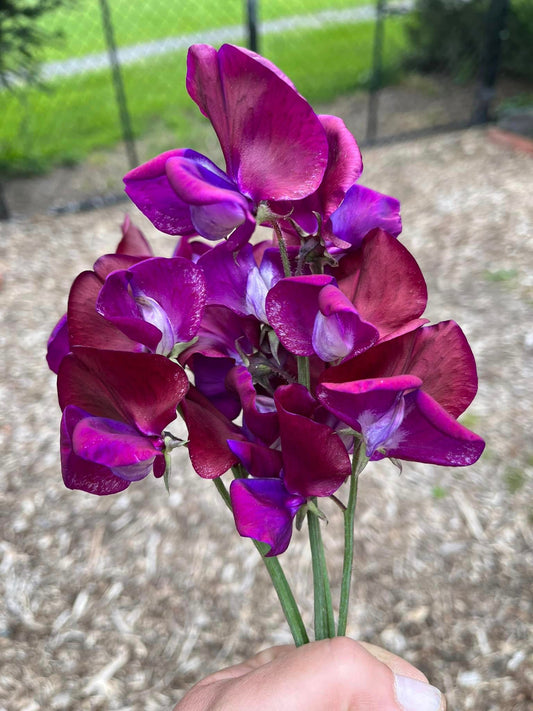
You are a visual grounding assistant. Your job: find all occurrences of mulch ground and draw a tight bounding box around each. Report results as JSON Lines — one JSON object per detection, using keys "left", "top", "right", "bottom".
{"left": 0, "top": 124, "right": 532, "bottom": 710}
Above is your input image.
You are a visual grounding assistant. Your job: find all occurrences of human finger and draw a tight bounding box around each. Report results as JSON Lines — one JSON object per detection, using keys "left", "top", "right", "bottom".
{"left": 174, "top": 637, "right": 445, "bottom": 711}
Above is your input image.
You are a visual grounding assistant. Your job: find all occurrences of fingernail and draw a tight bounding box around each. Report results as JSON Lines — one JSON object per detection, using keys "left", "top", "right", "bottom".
{"left": 394, "top": 674, "right": 442, "bottom": 711}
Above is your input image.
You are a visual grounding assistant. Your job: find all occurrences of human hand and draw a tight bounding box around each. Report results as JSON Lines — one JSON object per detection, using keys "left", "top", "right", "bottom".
{"left": 173, "top": 636, "right": 446, "bottom": 710}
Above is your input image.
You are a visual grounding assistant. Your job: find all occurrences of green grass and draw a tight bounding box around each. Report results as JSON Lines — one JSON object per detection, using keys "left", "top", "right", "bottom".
{"left": 0, "top": 13, "right": 408, "bottom": 175}
{"left": 38, "top": 0, "right": 372, "bottom": 61}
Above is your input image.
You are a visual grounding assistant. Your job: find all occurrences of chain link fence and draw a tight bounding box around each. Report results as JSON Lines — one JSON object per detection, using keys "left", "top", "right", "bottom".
{"left": 0, "top": 0, "right": 530, "bottom": 215}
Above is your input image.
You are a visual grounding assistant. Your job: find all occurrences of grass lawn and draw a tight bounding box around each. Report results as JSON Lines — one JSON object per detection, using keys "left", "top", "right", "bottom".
{"left": 38, "top": 0, "right": 372, "bottom": 61}
{"left": 0, "top": 11, "right": 408, "bottom": 175}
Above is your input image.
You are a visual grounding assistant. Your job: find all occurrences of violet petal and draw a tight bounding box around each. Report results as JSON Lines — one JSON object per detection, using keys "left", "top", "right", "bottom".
{"left": 321, "top": 321, "right": 478, "bottom": 419}
{"left": 316, "top": 375, "right": 423, "bottom": 436}
{"left": 230, "top": 478, "right": 304, "bottom": 556}
{"left": 72, "top": 416, "right": 160, "bottom": 469}
{"left": 61, "top": 406, "right": 130, "bottom": 495}
{"left": 312, "top": 284, "right": 378, "bottom": 362}
{"left": 330, "top": 183, "right": 402, "bottom": 250}
{"left": 47, "top": 313, "right": 70, "bottom": 374}
{"left": 97, "top": 257, "right": 206, "bottom": 354}
{"left": 388, "top": 390, "right": 485, "bottom": 466}
{"left": 227, "top": 439, "right": 283, "bottom": 478}
{"left": 266, "top": 275, "right": 333, "bottom": 356}
{"left": 123, "top": 149, "right": 196, "bottom": 235}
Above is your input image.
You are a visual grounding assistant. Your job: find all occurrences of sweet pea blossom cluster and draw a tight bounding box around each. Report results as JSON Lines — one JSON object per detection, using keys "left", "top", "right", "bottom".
{"left": 48, "top": 44, "right": 484, "bottom": 642}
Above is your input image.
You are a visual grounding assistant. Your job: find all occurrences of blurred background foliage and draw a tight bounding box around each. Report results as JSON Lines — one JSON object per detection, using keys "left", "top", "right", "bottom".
{"left": 406, "top": 0, "right": 533, "bottom": 82}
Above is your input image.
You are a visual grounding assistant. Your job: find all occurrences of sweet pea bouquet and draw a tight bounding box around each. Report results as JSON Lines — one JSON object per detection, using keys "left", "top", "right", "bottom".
{"left": 47, "top": 44, "right": 484, "bottom": 645}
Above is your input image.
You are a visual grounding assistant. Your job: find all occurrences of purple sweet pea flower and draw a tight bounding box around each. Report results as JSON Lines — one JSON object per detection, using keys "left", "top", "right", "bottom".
{"left": 320, "top": 320, "right": 479, "bottom": 419}
{"left": 316, "top": 376, "right": 485, "bottom": 466}
{"left": 96, "top": 256, "right": 207, "bottom": 356}
{"left": 47, "top": 313, "right": 70, "bottom": 374}
{"left": 67, "top": 254, "right": 147, "bottom": 353}
{"left": 332, "top": 229, "right": 428, "bottom": 342}
{"left": 115, "top": 215, "right": 154, "bottom": 257}
{"left": 266, "top": 274, "right": 378, "bottom": 363}
{"left": 124, "top": 44, "right": 329, "bottom": 248}
{"left": 227, "top": 384, "right": 351, "bottom": 555}
{"left": 271, "top": 113, "right": 363, "bottom": 237}
{"left": 198, "top": 242, "right": 285, "bottom": 321}
{"left": 179, "top": 304, "right": 262, "bottom": 417}
{"left": 226, "top": 365, "right": 279, "bottom": 445}
{"left": 317, "top": 321, "right": 485, "bottom": 466}
{"left": 328, "top": 183, "right": 402, "bottom": 251}
{"left": 275, "top": 384, "right": 351, "bottom": 496}
{"left": 58, "top": 348, "right": 189, "bottom": 494}
{"left": 46, "top": 219, "right": 155, "bottom": 374}
{"left": 230, "top": 478, "right": 305, "bottom": 556}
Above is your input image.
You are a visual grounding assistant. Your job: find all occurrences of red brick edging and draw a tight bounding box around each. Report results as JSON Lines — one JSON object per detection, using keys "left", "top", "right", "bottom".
{"left": 487, "top": 126, "right": 533, "bottom": 156}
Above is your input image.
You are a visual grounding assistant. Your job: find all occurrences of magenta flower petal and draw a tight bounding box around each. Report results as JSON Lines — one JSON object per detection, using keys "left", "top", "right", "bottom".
{"left": 317, "top": 376, "right": 484, "bottom": 466}
{"left": 68, "top": 271, "right": 141, "bottom": 352}
{"left": 123, "top": 149, "right": 197, "bottom": 235}
{"left": 180, "top": 386, "right": 244, "bottom": 479}
{"left": 313, "top": 283, "right": 378, "bottom": 362}
{"left": 47, "top": 313, "right": 70, "bottom": 374}
{"left": 275, "top": 384, "right": 351, "bottom": 497}
{"left": 336, "top": 230, "right": 427, "bottom": 340}
{"left": 316, "top": 114, "right": 363, "bottom": 220}
{"left": 321, "top": 321, "right": 478, "bottom": 419}
{"left": 230, "top": 478, "right": 304, "bottom": 556}
{"left": 61, "top": 406, "right": 130, "bottom": 495}
{"left": 191, "top": 354, "right": 241, "bottom": 420}
{"left": 271, "top": 114, "right": 363, "bottom": 234}
{"left": 186, "top": 44, "right": 329, "bottom": 201}
{"left": 166, "top": 154, "right": 251, "bottom": 240}
{"left": 266, "top": 275, "right": 333, "bottom": 356}
{"left": 96, "top": 257, "right": 206, "bottom": 354}
{"left": 387, "top": 390, "right": 485, "bottom": 466}
{"left": 329, "top": 183, "right": 402, "bottom": 250}
{"left": 96, "top": 269, "right": 163, "bottom": 352}
{"left": 115, "top": 215, "right": 154, "bottom": 257}
{"left": 182, "top": 305, "right": 260, "bottom": 363}
{"left": 58, "top": 348, "right": 189, "bottom": 436}
{"left": 266, "top": 275, "right": 378, "bottom": 361}
{"left": 72, "top": 416, "right": 160, "bottom": 469}
{"left": 226, "top": 366, "right": 279, "bottom": 444}
{"left": 316, "top": 375, "right": 423, "bottom": 456}
{"left": 198, "top": 242, "right": 257, "bottom": 315}
{"left": 227, "top": 439, "right": 283, "bottom": 478}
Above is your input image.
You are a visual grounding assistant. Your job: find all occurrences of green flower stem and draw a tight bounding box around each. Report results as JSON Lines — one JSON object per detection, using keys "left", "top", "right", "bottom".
{"left": 337, "top": 440, "right": 369, "bottom": 637}
{"left": 212, "top": 476, "right": 309, "bottom": 647}
{"left": 253, "top": 540, "right": 309, "bottom": 647}
{"left": 297, "top": 355, "right": 311, "bottom": 390}
{"left": 307, "top": 504, "right": 335, "bottom": 639}
{"left": 272, "top": 221, "right": 292, "bottom": 278}
{"left": 213, "top": 476, "right": 232, "bottom": 510}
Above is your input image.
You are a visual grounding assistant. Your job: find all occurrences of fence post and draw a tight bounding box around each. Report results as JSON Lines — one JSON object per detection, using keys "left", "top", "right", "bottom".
{"left": 246, "top": 0, "right": 260, "bottom": 53}
{"left": 472, "top": 0, "right": 510, "bottom": 124}
{"left": 98, "top": 0, "right": 139, "bottom": 169}
{"left": 0, "top": 182, "right": 9, "bottom": 220}
{"left": 366, "top": 0, "right": 386, "bottom": 144}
